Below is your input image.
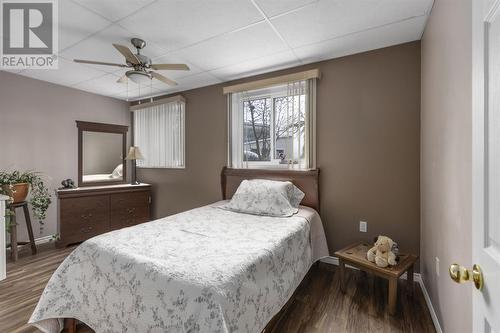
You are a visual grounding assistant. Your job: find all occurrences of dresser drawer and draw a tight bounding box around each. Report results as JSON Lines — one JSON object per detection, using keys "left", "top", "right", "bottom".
{"left": 56, "top": 184, "right": 152, "bottom": 248}
{"left": 59, "top": 195, "right": 110, "bottom": 244}
{"left": 110, "top": 191, "right": 150, "bottom": 229}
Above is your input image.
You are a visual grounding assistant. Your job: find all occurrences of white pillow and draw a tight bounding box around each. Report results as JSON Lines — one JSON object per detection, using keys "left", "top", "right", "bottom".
{"left": 288, "top": 183, "right": 305, "bottom": 209}
{"left": 221, "top": 179, "right": 305, "bottom": 217}
{"left": 111, "top": 164, "right": 123, "bottom": 178}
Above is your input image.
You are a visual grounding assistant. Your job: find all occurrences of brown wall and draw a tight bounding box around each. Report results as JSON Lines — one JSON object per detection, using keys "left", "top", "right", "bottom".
{"left": 138, "top": 41, "right": 421, "bottom": 258}
{"left": 420, "top": 0, "right": 473, "bottom": 331}
{"left": 0, "top": 71, "right": 129, "bottom": 239}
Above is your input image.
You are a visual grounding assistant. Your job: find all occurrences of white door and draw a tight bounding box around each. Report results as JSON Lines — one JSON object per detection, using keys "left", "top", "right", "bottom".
{"left": 472, "top": 0, "right": 500, "bottom": 331}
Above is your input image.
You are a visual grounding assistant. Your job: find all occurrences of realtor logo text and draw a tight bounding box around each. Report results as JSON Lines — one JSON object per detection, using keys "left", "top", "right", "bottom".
{"left": 1, "top": 0, "right": 58, "bottom": 69}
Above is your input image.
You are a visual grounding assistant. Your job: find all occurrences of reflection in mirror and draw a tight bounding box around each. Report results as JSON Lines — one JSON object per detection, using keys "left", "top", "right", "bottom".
{"left": 82, "top": 132, "right": 123, "bottom": 183}
{"left": 77, "top": 121, "right": 128, "bottom": 187}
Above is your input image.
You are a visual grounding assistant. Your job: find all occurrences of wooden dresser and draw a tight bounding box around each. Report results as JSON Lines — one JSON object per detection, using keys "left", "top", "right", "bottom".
{"left": 56, "top": 183, "right": 151, "bottom": 248}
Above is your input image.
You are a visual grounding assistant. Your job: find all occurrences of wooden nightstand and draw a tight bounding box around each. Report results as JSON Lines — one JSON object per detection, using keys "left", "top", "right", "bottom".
{"left": 334, "top": 241, "right": 418, "bottom": 315}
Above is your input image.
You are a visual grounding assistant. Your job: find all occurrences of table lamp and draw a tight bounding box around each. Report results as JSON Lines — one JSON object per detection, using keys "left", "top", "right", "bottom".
{"left": 126, "top": 146, "right": 144, "bottom": 185}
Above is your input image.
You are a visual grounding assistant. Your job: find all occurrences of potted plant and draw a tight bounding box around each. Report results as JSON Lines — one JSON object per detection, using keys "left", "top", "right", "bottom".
{"left": 0, "top": 170, "right": 52, "bottom": 231}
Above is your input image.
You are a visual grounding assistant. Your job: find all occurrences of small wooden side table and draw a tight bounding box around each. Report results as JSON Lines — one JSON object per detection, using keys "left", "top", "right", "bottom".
{"left": 334, "top": 241, "right": 418, "bottom": 315}
{"left": 8, "top": 201, "right": 37, "bottom": 261}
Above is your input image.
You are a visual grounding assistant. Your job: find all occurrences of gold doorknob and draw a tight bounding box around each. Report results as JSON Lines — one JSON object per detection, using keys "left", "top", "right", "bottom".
{"left": 449, "top": 263, "right": 484, "bottom": 290}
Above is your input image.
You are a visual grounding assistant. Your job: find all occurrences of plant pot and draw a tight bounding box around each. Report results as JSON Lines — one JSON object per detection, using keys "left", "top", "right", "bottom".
{"left": 3, "top": 183, "right": 29, "bottom": 203}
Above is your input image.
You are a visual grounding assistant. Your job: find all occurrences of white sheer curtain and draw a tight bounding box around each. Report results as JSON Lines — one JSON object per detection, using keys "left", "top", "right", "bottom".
{"left": 228, "top": 90, "right": 246, "bottom": 169}
{"left": 284, "top": 80, "right": 307, "bottom": 169}
{"left": 228, "top": 78, "right": 316, "bottom": 169}
{"left": 133, "top": 100, "right": 185, "bottom": 168}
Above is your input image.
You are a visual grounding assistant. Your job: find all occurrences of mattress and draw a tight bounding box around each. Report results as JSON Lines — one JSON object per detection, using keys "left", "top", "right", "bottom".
{"left": 82, "top": 174, "right": 114, "bottom": 182}
{"left": 29, "top": 201, "right": 328, "bottom": 333}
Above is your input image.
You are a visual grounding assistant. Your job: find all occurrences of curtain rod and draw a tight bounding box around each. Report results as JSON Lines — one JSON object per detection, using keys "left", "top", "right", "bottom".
{"left": 222, "top": 69, "right": 321, "bottom": 95}
{"left": 129, "top": 94, "right": 186, "bottom": 111}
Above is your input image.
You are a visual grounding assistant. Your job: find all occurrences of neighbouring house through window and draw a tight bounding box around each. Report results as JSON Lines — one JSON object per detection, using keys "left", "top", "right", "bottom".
{"left": 225, "top": 70, "right": 318, "bottom": 169}
{"left": 131, "top": 95, "right": 185, "bottom": 168}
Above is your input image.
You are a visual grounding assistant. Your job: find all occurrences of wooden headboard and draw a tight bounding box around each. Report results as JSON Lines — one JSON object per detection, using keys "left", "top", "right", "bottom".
{"left": 221, "top": 167, "right": 320, "bottom": 212}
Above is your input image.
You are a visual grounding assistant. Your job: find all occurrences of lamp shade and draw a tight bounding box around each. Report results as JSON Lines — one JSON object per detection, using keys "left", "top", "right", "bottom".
{"left": 126, "top": 146, "right": 144, "bottom": 160}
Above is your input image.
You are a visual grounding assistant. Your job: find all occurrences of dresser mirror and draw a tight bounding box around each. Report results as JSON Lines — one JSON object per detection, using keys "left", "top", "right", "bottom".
{"left": 77, "top": 121, "right": 128, "bottom": 187}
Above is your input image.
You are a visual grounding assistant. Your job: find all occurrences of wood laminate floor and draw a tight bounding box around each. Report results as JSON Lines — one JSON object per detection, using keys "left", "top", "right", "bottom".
{"left": 1, "top": 244, "right": 436, "bottom": 333}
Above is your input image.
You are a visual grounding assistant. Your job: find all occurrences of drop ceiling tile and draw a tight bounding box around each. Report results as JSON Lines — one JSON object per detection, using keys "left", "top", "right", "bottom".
{"left": 146, "top": 86, "right": 183, "bottom": 98}
{"left": 254, "top": 0, "right": 318, "bottom": 17}
{"left": 149, "top": 52, "right": 204, "bottom": 80}
{"left": 150, "top": 84, "right": 184, "bottom": 97}
{"left": 72, "top": 73, "right": 126, "bottom": 96}
{"left": 271, "top": 0, "right": 433, "bottom": 48}
{"left": 112, "top": 86, "right": 164, "bottom": 100}
{"left": 72, "top": 0, "right": 156, "bottom": 22}
{"left": 60, "top": 25, "right": 167, "bottom": 74}
{"left": 177, "top": 22, "right": 289, "bottom": 71}
{"left": 176, "top": 72, "right": 222, "bottom": 88}
{"left": 294, "top": 15, "right": 427, "bottom": 63}
{"left": 59, "top": 1, "right": 111, "bottom": 51}
{"left": 210, "top": 50, "right": 300, "bottom": 81}
{"left": 153, "top": 72, "right": 221, "bottom": 91}
{"left": 119, "top": 0, "right": 264, "bottom": 52}
{"left": 18, "top": 58, "right": 107, "bottom": 86}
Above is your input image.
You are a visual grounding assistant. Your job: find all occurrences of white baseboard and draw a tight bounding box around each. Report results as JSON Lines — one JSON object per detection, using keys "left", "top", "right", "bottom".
{"left": 320, "top": 256, "right": 443, "bottom": 333}
{"left": 416, "top": 275, "right": 443, "bottom": 333}
{"left": 319, "top": 255, "right": 339, "bottom": 265}
{"left": 7, "top": 235, "right": 56, "bottom": 249}
{"left": 35, "top": 235, "right": 56, "bottom": 245}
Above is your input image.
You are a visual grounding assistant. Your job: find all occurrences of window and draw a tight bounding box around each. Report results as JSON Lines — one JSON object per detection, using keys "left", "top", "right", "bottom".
{"left": 242, "top": 93, "right": 307, "bottom": 163}
{"left": 132, "top": 96, "right": 185, "bottom": 168}
{"left": 227, "top": 72, "right": 317, "bottom": 169}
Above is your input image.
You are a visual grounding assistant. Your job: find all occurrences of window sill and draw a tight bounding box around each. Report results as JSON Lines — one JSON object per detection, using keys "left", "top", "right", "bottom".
{"left": 237, "top": 163, "right": 307, "bottom": 170}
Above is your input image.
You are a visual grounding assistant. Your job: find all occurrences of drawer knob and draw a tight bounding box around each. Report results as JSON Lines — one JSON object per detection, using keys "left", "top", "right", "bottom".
{"left": 80, "top": 226, "right": 93, "bottom": 233}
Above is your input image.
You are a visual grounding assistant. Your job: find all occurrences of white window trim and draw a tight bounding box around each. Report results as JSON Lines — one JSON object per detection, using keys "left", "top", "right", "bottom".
{"left": 227, "top": 75, "right": 317, "bottom": 170}
{"left": 223, "top": 69, "right": 320, "bottom": 94}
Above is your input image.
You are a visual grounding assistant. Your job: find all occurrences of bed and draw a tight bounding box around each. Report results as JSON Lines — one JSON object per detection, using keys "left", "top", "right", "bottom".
{"left": 29, "top": 167, "right": 328, "bottom": 333}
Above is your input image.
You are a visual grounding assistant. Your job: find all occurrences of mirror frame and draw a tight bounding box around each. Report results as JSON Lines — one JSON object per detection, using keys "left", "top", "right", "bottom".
{"left": 76, "top": 120, "right": 128, "bottom": 187}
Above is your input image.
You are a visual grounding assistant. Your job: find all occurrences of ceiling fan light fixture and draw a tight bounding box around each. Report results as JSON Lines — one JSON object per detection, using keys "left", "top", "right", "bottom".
{"left": 126, "top": 70, "right": 151, "bottom": 84}
{"left": 73, "top": 39, "right": 186, "bottom": 90}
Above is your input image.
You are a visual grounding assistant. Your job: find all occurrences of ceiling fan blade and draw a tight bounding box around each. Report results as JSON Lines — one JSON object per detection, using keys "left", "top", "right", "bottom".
{"left": 151, "top": 72, "right": 178, "bottom": 86}
{"left": 74, "top": 59, "right": 126, "bottom": 67}
{"left": 150, "top": 64, "right": 190, "bottom": 71}
{"left": 112, "top": 43, "right": 139, "bottom": 65}
{"left": 117, "top": 75, "right": 128, "bottom": 84}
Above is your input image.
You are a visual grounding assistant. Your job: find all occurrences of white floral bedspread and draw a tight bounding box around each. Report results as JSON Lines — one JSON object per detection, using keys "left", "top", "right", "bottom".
{"left": 29, "top": 202, "right": 328, "bottom": 333}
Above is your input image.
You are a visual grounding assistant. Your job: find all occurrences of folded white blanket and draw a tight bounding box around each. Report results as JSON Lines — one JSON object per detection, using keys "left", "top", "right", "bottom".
{"left": 30, "top": 202, "right": 328, "bottom": 333}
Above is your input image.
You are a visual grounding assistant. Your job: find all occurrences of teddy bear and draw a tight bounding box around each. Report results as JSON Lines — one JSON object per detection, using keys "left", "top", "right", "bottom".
{"left": 367, "top": 235, "right": 398, "bottom": 268}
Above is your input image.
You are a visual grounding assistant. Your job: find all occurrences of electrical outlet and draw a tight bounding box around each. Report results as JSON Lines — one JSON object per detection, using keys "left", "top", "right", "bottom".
{"left": 435, "top": 257, "right": 440, "bottom": 277}
{"left": 359, "top": 221, "right": 367, "bottom": 233}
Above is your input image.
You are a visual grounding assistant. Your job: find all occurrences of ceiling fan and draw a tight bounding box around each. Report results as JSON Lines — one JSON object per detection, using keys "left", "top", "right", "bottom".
{"left": 73, "top": 38, "right": 189, "bottom": 86}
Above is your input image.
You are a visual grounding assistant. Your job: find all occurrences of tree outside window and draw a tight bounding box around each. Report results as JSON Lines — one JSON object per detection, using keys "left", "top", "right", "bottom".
{"left": 243, "top": 94, "right": 305, "bottom": 163}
